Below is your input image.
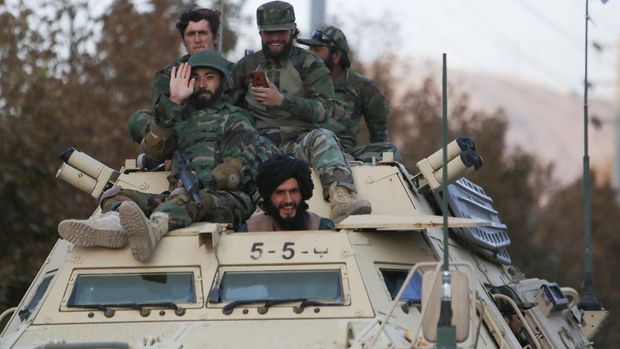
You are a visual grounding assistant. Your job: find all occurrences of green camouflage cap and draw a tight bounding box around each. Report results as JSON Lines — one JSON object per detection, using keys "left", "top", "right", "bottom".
{"left": 188, "top": 50, "right": 230, "bottom": 77}
{"left": 297, "top": 26, "right": 349, "bottom": 53}
{"left": 256, "top": 1, "right": 296, "bottom": 31}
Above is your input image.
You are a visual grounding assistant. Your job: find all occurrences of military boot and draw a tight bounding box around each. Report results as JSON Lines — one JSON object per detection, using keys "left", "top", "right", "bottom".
{"left": 119, "top": 201, "right": 169, "bottom": 263}
{"left": 57, "top": 211, "right": 127, "bottom": 248}
{"left": 329, "top": 183, "right": 372, "bottom": 223}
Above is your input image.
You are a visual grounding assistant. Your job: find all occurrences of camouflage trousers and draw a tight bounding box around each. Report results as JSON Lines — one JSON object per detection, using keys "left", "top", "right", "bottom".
{"left": 100, "top": 186, "right": 255, "bottom": 230}
{"left": 260, "top": 128, "right": 355, "bottom": 198}
{"left": 346, "top": 142, "right": 402, "bottom": 163}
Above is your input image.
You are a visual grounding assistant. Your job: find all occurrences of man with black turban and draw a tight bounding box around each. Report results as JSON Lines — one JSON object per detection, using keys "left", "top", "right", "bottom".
{"left": 240, "top": 155, "right": 334, "bottom": 231}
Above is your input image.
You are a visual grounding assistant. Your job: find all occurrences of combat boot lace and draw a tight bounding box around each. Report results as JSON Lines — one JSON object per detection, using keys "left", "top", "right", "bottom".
{"left": 329, "top": 183, "right": 372, "bottom": 223}
{"left": 58, "top": 211, "right": 127, "bottom": 248}
{"left": 119, "top": 201, "right": 169, "bottom": 263}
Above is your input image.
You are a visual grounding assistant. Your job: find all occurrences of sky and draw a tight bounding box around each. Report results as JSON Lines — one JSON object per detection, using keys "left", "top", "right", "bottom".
{"left": 81, "top": 0, "right": 620, "bottom": 99}
{"left": 14, "top": 0, "right": 618, "bottom": 100}
{"left": 230, "top": 0, "right": 620, "bottom": 100}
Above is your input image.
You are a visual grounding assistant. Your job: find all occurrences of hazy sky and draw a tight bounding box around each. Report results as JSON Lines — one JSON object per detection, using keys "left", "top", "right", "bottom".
{"left": 233, "top": 0, "right": 620, "bottom": 99}
{"left": 74, "top": 0, "right": 620, "bottom": 99}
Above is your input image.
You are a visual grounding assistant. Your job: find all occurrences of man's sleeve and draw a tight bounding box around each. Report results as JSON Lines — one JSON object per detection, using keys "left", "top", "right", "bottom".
{"left": 229, "top": 59, "right": 249, "bottom": 108}
{"left": 153, "top": 93, "right": 184, "bottom": 128}
{"left": 141, "top": 95, "right": 183, "bottom": 160}
{"left": 152, "top": 68, "right": 172, "bottom": 107}
{"left": 280, "top": 57, "right": 335, "bottom": 124}
{"left": 361, "top": 80, "right": 390, "bottom": 143}
{"left": 140, "top": 122, "right": 176, "bottom": 161}
{"left": 220, "top": 111, "right": 262, "bottom": 191}
{"left": 127, "top": 63, "right": 175, "bottom": 144}
{"left": 320, "top": 97, "right": 348, "bottom": 135}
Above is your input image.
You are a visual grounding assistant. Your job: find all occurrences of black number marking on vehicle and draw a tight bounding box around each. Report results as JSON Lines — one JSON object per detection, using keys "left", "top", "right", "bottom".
{"left": 250, "top": 242, "right": 264, "bottom": 260}
{"left": 281, "top": 242, "right": 295, "bottom": 260}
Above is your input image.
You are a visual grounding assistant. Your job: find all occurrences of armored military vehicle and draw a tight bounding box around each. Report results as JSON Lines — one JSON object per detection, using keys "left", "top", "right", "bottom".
{"left": 0, "top": 138, "right": 608, "bottom": 348}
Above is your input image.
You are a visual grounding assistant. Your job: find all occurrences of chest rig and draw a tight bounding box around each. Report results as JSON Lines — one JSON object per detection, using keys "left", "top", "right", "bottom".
{"left": 245, "top": 53, "right": 319, "bottom": 141}
{"left": 174, "top": 107, "right": 226, "bottom": 188}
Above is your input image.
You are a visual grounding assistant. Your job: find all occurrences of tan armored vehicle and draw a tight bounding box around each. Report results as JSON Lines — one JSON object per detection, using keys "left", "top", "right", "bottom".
{"left": 0, "top": 143, "right": 608, "bottom": 348}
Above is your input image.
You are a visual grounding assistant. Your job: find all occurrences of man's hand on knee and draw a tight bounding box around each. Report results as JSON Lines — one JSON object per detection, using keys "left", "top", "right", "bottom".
{"left": 213, "top": 157, "right": 244, "bottom": 190}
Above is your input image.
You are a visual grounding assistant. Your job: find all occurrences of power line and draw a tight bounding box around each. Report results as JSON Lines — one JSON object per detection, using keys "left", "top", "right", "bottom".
{"left": 440, "top": 0, "right": 571, "bottom": 86}
{"left": 518, "top": 0, "right": 583, "bottom": 53}
{"left": 410, "top": 12, "right": 481, "bottom": 65}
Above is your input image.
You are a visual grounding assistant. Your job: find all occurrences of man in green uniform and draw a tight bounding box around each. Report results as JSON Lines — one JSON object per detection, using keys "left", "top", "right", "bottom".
{"left": 128, "top": 6, "right": 226, "bottom": 143}
{"left": 58, "top": 51, "right": 261, "bottom": 262}
{"left": 297, "top": 26, "right": 401, "bottom": 163}
{"left": 240, "top": 155, "right": 334, "bottom": 231}
{"left": 230, "top": 1, "right": 371, "bottom": 223}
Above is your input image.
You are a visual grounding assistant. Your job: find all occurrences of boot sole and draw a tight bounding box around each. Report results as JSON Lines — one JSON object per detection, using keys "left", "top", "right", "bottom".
{"left": 58, "top": 220, "right": 126, "bottom": 248}
{"left": 119, "top": 202, "right": 155, "bottom": 262}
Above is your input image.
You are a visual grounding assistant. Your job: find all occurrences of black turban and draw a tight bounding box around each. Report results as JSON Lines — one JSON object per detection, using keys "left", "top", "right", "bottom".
{"left": 256, "top": 155, "right": 314, "bottom": 203}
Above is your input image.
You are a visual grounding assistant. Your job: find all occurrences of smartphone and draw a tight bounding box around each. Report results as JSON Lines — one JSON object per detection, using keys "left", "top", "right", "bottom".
{"left": 251, "top": 71, "right": 269, "bottom": 88}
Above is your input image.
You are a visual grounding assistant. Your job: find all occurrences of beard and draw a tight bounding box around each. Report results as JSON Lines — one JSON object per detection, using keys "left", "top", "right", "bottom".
{"left": 261, "top": 38, "right": 293, "bottom": 61}
{"left": 264, "top": 200, "right": 309, "bottom": 230}
{"left": 188, "top": 85, "right": 223, "bottom": 109}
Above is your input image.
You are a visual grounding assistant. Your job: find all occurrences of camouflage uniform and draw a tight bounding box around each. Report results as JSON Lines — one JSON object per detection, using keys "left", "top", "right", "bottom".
{"left": 59, "top": 50, "right": 259, "bottom": 263}
{"left": 127, "top": 54, "right": 234, "bottom": 143}
{"left": 106, "top": 92, "right": 260, "bottom": 230}
{"left": 297, "top": 26, "right": 401, "bottom": 163}
{"left": 230, "top": 10, "right": 355, "bottom": 197}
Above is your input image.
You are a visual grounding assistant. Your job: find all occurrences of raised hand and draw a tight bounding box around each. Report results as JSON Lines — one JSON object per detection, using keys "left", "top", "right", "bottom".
{"left": 169, "top": 62, "right": 195, "bottom": 105}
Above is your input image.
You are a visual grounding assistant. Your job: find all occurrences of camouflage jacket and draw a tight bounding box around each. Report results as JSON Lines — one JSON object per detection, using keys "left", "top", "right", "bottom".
{"left": 151, "top": 54, "right": 234, "bottom": 107}
{"left": 126, "top": 54, "right": 234, "bottom": 144}
{"left": 229, "top": 46, "right": 335, "bottom": 137}
{"left": 144, "top": 96, "right": 260, "bottom": 193}
{"left": 323, "top": 69, "right": 389, "bottom": 151}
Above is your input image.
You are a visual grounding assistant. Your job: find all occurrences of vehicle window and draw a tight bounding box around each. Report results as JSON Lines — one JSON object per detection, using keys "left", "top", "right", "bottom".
{"left": 67, "top": 272, "right": 195, "bottom": 306}
{"left": 380, "top": 269, "right": 422, "bottom": 302}
{"left": 216, "top": 270, "right": 342, "bottom": 303}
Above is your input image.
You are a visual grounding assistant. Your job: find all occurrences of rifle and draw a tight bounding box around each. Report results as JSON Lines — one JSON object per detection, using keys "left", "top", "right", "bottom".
{"left": 172, "top": 151, "right": 202, "bottom": 207}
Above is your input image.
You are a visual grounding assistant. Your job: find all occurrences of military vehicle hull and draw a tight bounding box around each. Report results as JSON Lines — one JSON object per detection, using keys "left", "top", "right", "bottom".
{"left": 0, "top": 159, "right": 604, "bottom": 348}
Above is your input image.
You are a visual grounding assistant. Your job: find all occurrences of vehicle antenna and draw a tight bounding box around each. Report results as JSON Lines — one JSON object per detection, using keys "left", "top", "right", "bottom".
{"left": 436, "top": 53, "right": 457, "bottom": 348}
{"left": 578, "top": 0, "right": 602, "bottom": 311}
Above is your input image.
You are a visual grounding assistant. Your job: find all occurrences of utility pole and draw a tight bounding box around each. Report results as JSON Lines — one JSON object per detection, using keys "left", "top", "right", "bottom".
{"left": 578, "top": 0, "right": 602, "bottom": 311}
{"left": 310, "top": 0, "right": 326, "bottom": 32}
{"left": 218, "top": 0, "right": 225, "bottom": 53}
{"left": 614, "top": 39, "right": 620, "bottom": 203}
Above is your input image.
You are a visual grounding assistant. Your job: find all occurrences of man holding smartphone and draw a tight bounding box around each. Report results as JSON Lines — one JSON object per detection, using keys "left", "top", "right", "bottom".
{"left": 230, "top": 1, "right": 371, "bottom": 223}
{"left": 297, "top": 26, "right": 400, "bottom": 163}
